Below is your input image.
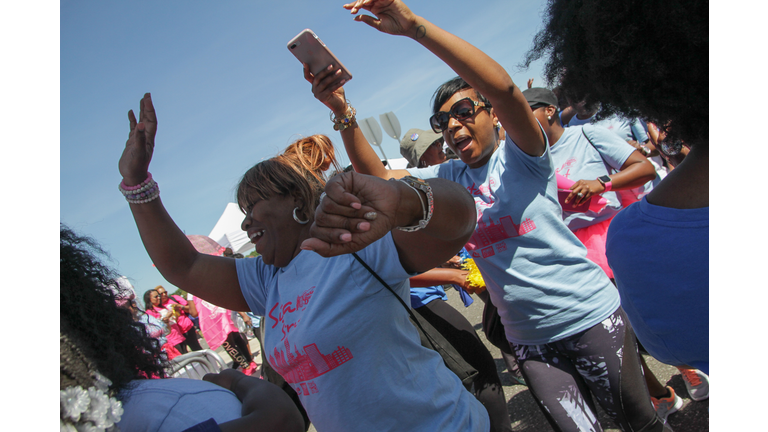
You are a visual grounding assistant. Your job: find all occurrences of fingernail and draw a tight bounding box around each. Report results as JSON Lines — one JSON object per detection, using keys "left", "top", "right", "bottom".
{"left": 327, "top": 64, "right": 334, "bottom": 70}
{"left": 357, "top": 222, "right": 370, "bottom": 231}
{"left": 340, "top": 233, "right": 352, "bottom": 242}
{"left": 350, "top": 202, "right": 362, "bottom": 210}
{"left": 300, "top": 245, "right": 314, "bottom": 251}
{"left": 137, "top": 123, "right": 145, "bottom": 131}
{"left": 335, "top": 69, "right": 342, "bottom": 75}
{"left": 364, "top": 212, "right": 377, "bottom": 220}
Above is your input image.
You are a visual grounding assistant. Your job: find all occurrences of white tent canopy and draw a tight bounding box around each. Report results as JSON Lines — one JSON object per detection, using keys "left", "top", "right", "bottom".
{"left": 209, "top": 203, "right": 253, "bottom": 255}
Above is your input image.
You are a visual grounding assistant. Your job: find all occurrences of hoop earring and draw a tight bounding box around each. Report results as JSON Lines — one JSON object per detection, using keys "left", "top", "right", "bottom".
{"left": 293, "top": 207, "right": 309, "bottom": 225}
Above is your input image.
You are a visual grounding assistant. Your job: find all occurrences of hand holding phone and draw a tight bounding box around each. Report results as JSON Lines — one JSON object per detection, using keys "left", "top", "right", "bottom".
{"left": 288, "top": 29, "right": 352, "bottom": 83}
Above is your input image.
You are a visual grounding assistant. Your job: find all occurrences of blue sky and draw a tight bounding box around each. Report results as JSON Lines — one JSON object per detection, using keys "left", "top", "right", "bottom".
{"left": 59, "top": 0, "right": 551, "bottom": 302}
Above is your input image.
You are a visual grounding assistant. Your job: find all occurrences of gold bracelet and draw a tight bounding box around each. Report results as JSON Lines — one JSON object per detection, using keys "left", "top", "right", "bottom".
{"left": 330, "top": 102, "right": 357, "bottom": 131}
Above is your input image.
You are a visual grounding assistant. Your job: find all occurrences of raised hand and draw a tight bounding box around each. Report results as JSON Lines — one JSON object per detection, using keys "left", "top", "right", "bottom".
{"left": 119, "top": 93, "right": 157, "bottom": 186}
{"left": 343, "top": 0, "right": 419, "bottom": 38}
{"left": 302, "top": 171, "right": 410, "bottom": 257}
{"left": 304, "top": 64, "right": 347, "bottom": 114}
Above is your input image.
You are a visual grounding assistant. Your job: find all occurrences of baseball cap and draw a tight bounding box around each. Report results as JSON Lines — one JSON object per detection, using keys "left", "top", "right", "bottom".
{"left": 399, "top": 128, "right": 443, "bottom": 168}
{"left": 522, "top": 88, "right": 559, "bottom": 109}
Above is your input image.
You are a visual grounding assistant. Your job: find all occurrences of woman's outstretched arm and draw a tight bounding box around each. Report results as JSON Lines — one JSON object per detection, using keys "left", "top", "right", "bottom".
{"left": 119, "top": 94, "right": 248, "bottom": 311}
{"left": 344, "top": 0, "right": 545, "bottom": 156}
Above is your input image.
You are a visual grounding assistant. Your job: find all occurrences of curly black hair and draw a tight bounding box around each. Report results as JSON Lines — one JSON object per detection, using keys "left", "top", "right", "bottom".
{"left": 60, "top": 225, "right": 167, "bottom": 391}
{"left": 522, "top": 0, "right": 708, "bottom": 147}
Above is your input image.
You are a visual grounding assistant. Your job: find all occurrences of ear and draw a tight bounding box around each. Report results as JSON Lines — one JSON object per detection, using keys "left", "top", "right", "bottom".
{"left": 489, "top": 107, "right": 499, "bottom": 125}
{"left": 292, "top": 194, "right": 305, "bottom": 211}
{"left": 547, "top": 106, "right": 558, "bottom": 119}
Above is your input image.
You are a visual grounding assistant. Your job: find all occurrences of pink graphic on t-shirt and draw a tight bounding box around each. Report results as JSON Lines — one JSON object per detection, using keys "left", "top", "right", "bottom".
{"left": 268, "top": 287, "right": 315, "bottom": 341}
{"left": 269, "top": 339, "right": 354, "bottom": 395}
{"left": 466, "top": 215, "right": 537, "bottom": 255}
{"left": 463, "top": 178, "right": 538, "bottom": 258}
{"left": 556, "top": 157, "right": 577, "bottom": 178}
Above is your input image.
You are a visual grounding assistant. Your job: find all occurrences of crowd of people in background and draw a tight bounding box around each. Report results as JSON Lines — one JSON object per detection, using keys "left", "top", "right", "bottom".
{"left": 61, "top": 0, "right": 707, "bottom": 431}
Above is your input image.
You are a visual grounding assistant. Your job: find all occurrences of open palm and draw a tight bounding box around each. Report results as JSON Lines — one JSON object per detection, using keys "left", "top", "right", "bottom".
{"left": 119, "top": 93, "right": 157, "bottom": 186}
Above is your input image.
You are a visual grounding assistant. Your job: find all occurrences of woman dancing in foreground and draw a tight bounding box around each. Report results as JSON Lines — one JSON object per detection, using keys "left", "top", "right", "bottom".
{"left": 118, "top": 92, "right": 488, "bottom": 431}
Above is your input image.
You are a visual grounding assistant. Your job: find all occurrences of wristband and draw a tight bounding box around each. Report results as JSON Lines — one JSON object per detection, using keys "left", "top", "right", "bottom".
{"left": 603, "top": 181, "right": 612, "bottom": 192}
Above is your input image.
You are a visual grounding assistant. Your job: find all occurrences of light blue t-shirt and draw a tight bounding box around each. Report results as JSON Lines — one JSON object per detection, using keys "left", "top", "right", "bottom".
{"left": 408, "top": 133, "right": 619, "bottom": 345}
{"left": 550, "top": 124, "right": 636, "bottom": 230}
{"left": 606, "top": 198, "right": 709, "bottom": 374}
{"left": 235, "top": 234, "right": 489, "bottom": 432}
{"left": 568, "top": 114, "right": 649, "bottom": 143}
{"left": 117, "top": 378, "right": 242, "bottom": 432}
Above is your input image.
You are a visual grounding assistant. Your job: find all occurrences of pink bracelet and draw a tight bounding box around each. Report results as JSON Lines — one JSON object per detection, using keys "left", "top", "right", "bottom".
{"left": 603, "top": 182, "right": 612, "bottom": 192}
{"left": 120, "top": 173, "right": 152, "bottom": 191}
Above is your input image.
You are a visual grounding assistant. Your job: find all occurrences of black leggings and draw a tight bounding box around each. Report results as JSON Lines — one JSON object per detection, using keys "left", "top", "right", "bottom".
{"left": 510, "top": 307, "right": 664, "bottom": 432}
{"left": 175, "top": 327, "right": 203, "bottom": 354}
{"left": 221, "top": 332, "right": 253, "bottom": 369}
{"left": 417, "top": 299, "right": 512, "bottom": 432}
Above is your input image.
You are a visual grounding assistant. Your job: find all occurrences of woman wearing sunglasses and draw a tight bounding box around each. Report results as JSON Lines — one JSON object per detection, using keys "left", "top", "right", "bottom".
{"left": 307, "top": 1, "right": 667, "bottom": 431}
{"left": 118, "top": 92, "right": 489, "bottom": 431}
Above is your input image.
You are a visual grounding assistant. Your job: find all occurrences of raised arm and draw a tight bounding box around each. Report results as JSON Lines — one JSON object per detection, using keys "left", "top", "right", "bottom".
{"left": 344, "top": 0, "right": 545, "bottom": 156}
{"left": 305, "top": 65, "right": 408, "bottom": 179}
{"left": 118, "top": 94, "right": 248, "bottom": 311}
{"left": 302, "top": 171, "right": 475, "bottom": 273}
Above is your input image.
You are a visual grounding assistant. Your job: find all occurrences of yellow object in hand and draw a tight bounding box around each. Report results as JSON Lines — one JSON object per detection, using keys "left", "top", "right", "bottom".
{"left": 462, "top": 258, "right": 486, "bottom": 293}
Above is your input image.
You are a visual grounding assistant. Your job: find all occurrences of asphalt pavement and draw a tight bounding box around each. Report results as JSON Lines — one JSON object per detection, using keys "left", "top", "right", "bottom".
{"left": 208, "top": 287, "right": 709, "bottom": 431}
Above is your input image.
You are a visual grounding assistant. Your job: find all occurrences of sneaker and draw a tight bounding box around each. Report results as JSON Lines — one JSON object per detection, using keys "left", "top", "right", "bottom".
{"left": 678, "top": 368, "right": 709, "bottom": 401}
{"left": 651, "top": 386, "right": 683, "bottom": 421}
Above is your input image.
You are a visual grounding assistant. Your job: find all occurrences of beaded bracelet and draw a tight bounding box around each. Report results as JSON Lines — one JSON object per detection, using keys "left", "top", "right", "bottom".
{"left": 391, "top": 176, "right": 434, "bottom": 232}
{"left": 120, "top": 173, "right": 153, "bottom": 191}
{"left": 118, "top": 173, "right": 160, "bottom": 204}
{"left": 330, "top": 102, "right": 357, "bottom": 131}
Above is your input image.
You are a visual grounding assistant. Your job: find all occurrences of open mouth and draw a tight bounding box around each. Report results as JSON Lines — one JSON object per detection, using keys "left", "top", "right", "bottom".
{"left": 249, "top": 230, "right": 265, "bottom": 244}
{"left": 454, "top": 135, "right": 473, "bottom": 153}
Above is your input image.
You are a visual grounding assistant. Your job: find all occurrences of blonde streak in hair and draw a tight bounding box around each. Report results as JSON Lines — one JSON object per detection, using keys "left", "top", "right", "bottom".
{"left": 309, "top": 134, "right": 343, "bottom": 181}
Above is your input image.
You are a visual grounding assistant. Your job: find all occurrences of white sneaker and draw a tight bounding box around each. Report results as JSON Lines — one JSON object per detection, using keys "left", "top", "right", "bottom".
{"left": 679, "top": 368, "right": 709, "bottom": 401}
{"left": 651, "top": 386, "right": 683, "bottom": 421}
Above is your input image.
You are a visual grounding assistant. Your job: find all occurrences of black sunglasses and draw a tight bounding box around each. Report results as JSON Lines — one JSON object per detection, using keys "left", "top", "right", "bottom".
{"left": 429, "top": 98, "right": 492, "bottom": 133}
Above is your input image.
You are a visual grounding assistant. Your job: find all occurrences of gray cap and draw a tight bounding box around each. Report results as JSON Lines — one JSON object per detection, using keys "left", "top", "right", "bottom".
{"left": 522, "top": 87, "right": 559, "bottom": 109}
{"left": 399, "top": 128, "right": 443, "bottom": 168}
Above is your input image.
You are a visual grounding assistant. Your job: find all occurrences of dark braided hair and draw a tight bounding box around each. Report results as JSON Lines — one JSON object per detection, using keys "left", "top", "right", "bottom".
{"left": 60, "top": 225, "right": 167, "bottom": 392}
{"left": 521, "top": 0, "right": 708, "bottom": 147}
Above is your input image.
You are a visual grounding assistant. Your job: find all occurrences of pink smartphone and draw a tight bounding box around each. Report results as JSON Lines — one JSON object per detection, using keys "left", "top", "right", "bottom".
{"left": 287, "top": 29, "right": 353, "bottom": 82}
{"left": 558, "top": 189, "right": 590, "bottom": 213}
